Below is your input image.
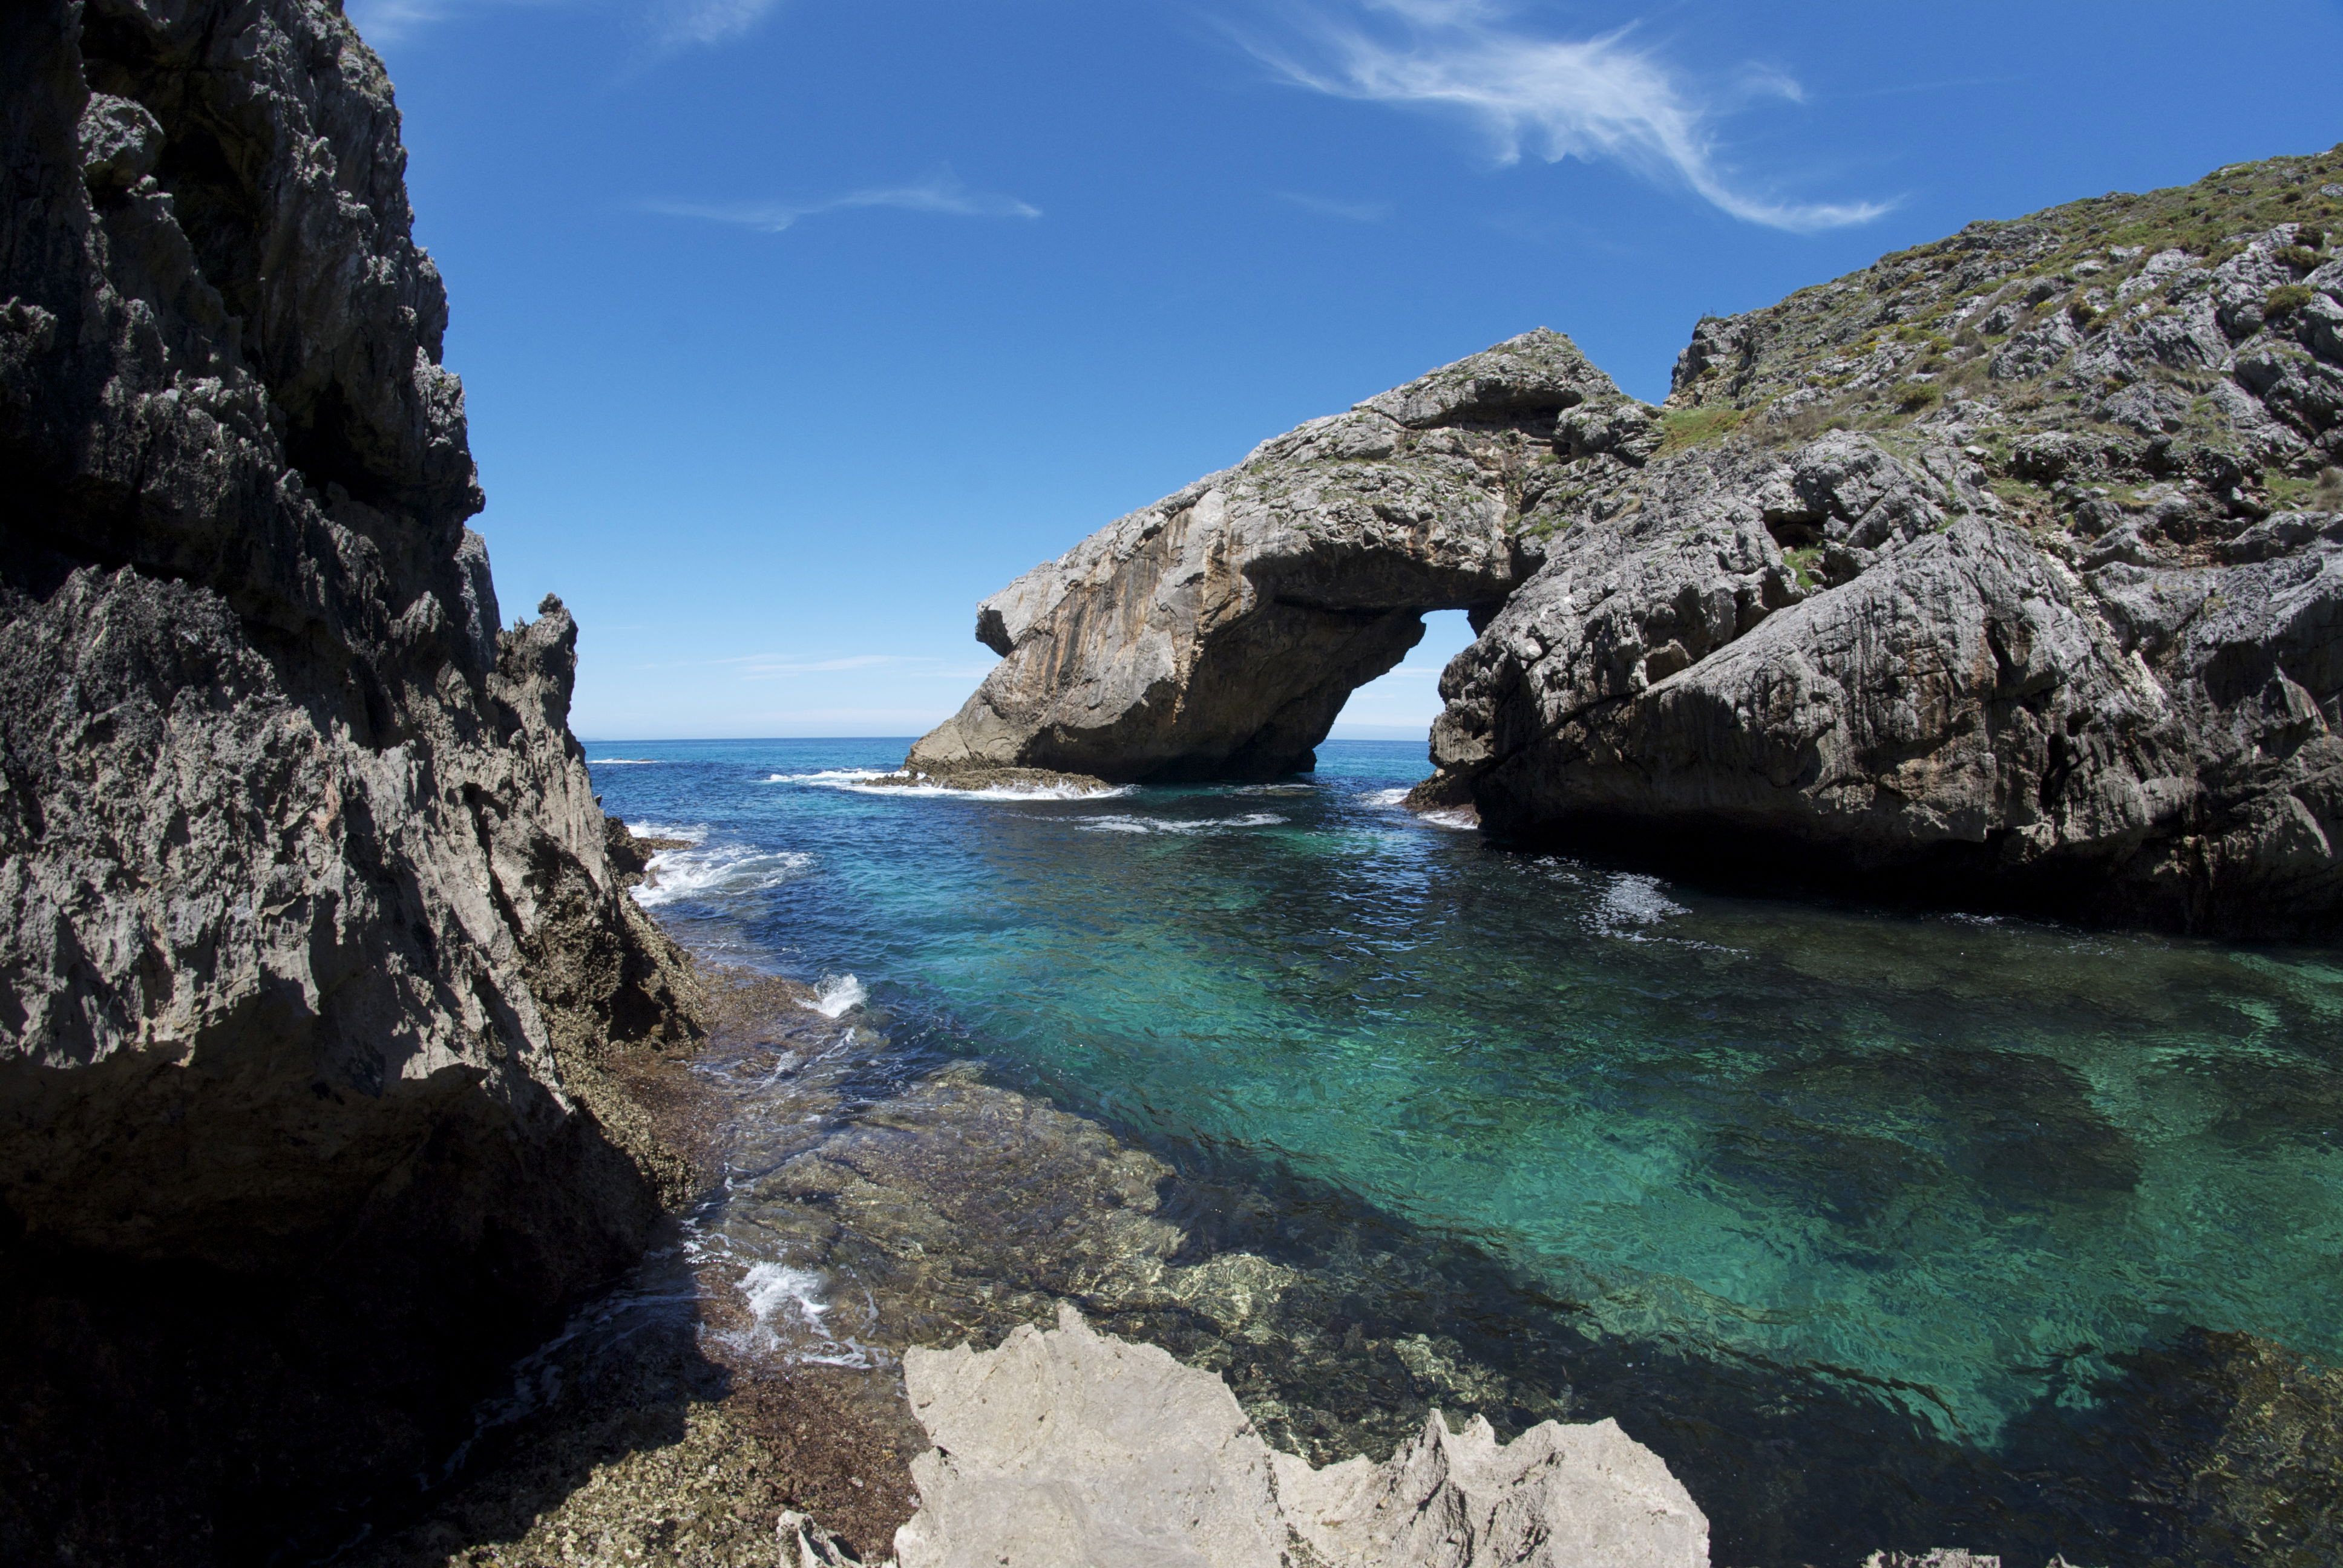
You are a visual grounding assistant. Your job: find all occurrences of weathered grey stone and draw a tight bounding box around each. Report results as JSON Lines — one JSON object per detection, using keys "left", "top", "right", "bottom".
{"left": 906, "top": 330, "right": 1613, "bottom": 782}
{"left": 889, "top": 1305, "right": 1707, "bottom": 1568}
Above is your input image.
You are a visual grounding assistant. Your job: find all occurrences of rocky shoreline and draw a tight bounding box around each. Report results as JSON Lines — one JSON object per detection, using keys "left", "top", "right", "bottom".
{"left": 339, "top": 875, "right": 2343, "bottom": 1567}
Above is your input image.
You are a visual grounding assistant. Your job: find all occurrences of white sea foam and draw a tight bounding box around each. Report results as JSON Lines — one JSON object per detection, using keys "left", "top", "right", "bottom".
{"left": 767, "top": 768, "right": 894, "bottom": 784}
{"left": 588, "top": 757, "right": 661, "bottom": 765}
{"left": 893, "top": 780, "right": 1133, "bottom": 801}
{"left": 626, "top": 818, "right": 707, "bottom": 844}
{"left": 1076, "top": 812, "right": 1285, "bottom": 835}
{"left": 798, "top": 973, "right": 867, "bottom": 1018}
{"left": 1360, "top": 786, "right": 1476, "bottom": 829}
{"left": 630, "top": 840, "right": 812, "bottom": 908}
{"left": 1590, "top": 873, "right": 1689, "bottom": 939}
{"left": 727, "top": 1262, "right": 873, "bottom": 1368}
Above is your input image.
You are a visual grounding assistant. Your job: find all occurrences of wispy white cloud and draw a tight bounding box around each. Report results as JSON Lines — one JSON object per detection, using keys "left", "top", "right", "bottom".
{"left": 659, "top": 0, "right": 783, "bottom": 47}
{"left": 649, "top": 166, "right": 1042, "bottom": 234}
{"left": 346, "top": 0, "right": 479, "bottom": 44}
{"left": 1280, "top": 191, "right": 1395, "bottom": 223}
{"left": 1236, "top": 0, "right": 1888, "bottom": 233}
{"left": 344, "top": 0, "right": 781, "bottom": 49}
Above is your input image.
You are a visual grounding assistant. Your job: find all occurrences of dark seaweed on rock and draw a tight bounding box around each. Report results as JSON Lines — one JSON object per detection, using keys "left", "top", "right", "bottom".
{"left": 0, "top": 2, "right": 700, "bottom": 1561}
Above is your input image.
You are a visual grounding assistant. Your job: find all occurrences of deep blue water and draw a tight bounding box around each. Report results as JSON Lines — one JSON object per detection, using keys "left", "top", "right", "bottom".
{"left": 589, "top": 736, "right": 2342, "bottom": 1546}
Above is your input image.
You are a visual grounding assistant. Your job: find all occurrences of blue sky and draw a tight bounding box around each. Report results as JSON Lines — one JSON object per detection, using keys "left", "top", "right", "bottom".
{"left": 353, "top": 0, "right": 2343, "bottom": 743}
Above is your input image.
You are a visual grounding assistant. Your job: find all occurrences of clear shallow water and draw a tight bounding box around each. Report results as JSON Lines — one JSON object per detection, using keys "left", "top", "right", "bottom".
{"left": 592, "top": 737, "right": 2343, "bottom": 1549}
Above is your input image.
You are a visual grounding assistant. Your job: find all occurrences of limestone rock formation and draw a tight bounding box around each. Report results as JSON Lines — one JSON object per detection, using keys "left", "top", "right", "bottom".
{"left": 908, "top": 330, "right": 1622, "bottom": 781}
{"left": 0, "top": 1, "right": 698, "bottom": 1558}
{"left": 919, "top": 148, "right": 2343, "bottom": 932}
{"left": 1422, "top": 155, "right": 2343, "bottom": 933}
{"left": 888, "top": 1305, "right": 1708, "bottom": 1568}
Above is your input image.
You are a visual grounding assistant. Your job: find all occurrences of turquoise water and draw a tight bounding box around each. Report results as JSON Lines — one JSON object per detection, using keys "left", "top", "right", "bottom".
{"left": 593, "top": 736, "right": 2343, "bottom": 1560}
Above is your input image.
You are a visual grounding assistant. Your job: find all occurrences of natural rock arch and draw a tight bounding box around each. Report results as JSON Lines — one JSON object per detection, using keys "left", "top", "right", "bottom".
{"left": 907, "top": 330, "right": 1637, "bottom": 782}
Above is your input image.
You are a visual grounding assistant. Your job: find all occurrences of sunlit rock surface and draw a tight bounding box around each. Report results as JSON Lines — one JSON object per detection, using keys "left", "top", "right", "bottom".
{"left": 920, "top": 150, "right": 2343, "bottom": 932}
{"left": 888, "top": 1305, "right": 1708, "bottom": 1568}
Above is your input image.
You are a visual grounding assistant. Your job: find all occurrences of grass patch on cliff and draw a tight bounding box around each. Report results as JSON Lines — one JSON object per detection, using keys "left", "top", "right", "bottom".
{"left": 2266, "top": 466, "right": 2343, "bottom": 511}
{"left": 1655, "top": 405, "right": 1746, "bottom": 454}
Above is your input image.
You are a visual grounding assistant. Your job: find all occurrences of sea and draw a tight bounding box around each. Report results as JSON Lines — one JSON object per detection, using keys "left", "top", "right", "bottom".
{"left": 584, "top": 736, "right": 2343, "bottom": 1565}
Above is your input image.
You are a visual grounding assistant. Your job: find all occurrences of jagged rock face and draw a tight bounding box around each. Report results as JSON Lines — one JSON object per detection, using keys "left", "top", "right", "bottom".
{"left": 890, "top": 1305, "right": 1708, "bottom": 1568}
{"left": 1423, "top": 152, "right": 2343, "bottom": 933}
{"left": 907, "top": 330, "right": 1620, "bottom": 782}
{"left": 0, "top": 1, "right": 698, "bottom": 1558}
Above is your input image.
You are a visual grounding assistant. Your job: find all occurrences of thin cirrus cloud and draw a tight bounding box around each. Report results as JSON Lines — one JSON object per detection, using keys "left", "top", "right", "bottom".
{"left": 1279, "top": 192, "right": 1396, "bottom": 223}
{"left": 649, "top": 166, "right": 1042, "bottom": 234}
{"left": 346, "top": 0, "right": 781, "bottom": 47}
{"left": 659, "top": 0, "right": 784, "bottom": 47}
{"left": 1236, "top": 0, "right": 1890, "bottom": 234}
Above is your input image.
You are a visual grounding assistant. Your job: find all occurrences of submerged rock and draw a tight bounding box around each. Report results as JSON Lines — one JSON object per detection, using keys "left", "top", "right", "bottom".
{"left": 917, "top": 149, "right": 2343, "bottom": 932}
{"left": 889, "top": 1305, "right": 1708, "bottom": 1568}
{"left": 0, "top": 0, "right": 699, "bottom": 1557}
{"left": 862, "top": 764, "right": 1119, "bottom": 795}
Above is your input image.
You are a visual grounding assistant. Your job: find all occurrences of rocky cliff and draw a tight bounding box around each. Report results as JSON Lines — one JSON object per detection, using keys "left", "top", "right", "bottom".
{"left": 916, "top": 148, "right": 2343, "bottom": 933}
{"left": 0, "top": 1, "right": 700, "bottom": 1560}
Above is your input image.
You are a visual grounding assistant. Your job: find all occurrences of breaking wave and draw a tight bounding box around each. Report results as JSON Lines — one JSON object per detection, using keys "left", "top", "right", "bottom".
{"left": 629, "top": 839, "right": 812, "bottom": 908}
{"left": 1076, "top": 812, "right": 1286, "bottom": 835}
{"left": 724, "top": 1262, "right": 873, "bottom": 1368}
{"left": 798, "top": 974, "right": 867, "bottom": 1018}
